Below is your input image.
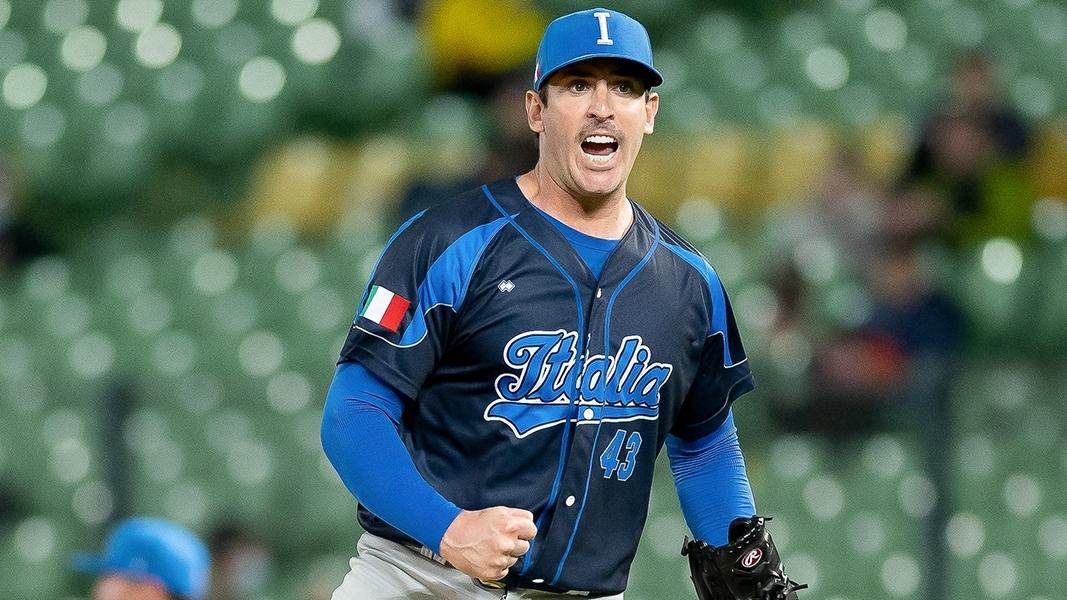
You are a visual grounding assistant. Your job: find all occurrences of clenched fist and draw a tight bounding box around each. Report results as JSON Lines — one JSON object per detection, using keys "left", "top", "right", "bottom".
{"left": 439, "top": 507, "right": 537, "bottom": 582}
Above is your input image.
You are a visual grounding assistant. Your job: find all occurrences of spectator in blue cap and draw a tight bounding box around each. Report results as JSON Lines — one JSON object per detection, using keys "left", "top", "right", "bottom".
{"left": 73, "top": 517, "right": 211, "bottom": 600}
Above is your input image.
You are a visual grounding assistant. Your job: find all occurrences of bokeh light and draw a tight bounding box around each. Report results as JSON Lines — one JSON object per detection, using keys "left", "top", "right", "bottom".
{"left": 805, "top": 46, "right": 849, "bottom": 91}
{"left": 135, "top": 23, "right": 182, "bottom": 69}
{"left": 61, "top": 26, "right": 107, "bottom": 72}
{"left": 292, "top": 18, "right": 341, "bottom": 65}
{"left": 238, "top": 56, "right": 286, "bottom": 102}
{"left": 271, "top": 0, "right": 318, "bottom": 26}
{"left": 865, "top": 8, "right": 907, "bottom": 51}
{"left": 77, "top": 63, "right": 124, "bottom": 106}
{"left": 191, "top": 0, "right": 237, "bottom": 29}
{"left": 115, "top": 0, "right": 163, "bottom": 33}
{"left": 981, "top": 238, "right": 1024, "bottom": 284}
{"left": 3, "top": 63, "right": 48, "bottom": 109}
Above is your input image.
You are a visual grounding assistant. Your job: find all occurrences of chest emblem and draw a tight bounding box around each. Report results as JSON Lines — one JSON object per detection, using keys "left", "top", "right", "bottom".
{"left": 485, "top": 330, "right": 673, "bottom": 438}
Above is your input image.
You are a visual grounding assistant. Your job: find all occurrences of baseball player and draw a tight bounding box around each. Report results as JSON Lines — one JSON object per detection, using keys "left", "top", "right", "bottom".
{"left": 321, "top": 7, "right": 802, "bottom": 599}
{"left": 72, "top": 517, "right": 211, "bottom": 600}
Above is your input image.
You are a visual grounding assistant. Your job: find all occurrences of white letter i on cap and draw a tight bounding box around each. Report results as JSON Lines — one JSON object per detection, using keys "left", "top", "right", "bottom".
{"left": 594, "top": 12, "right": 613, "bottom": 45}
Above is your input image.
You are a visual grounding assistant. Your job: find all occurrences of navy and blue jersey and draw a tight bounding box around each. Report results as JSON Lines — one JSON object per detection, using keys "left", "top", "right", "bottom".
{"left": 338, "top": 177, "right": 754, "bottom": 595}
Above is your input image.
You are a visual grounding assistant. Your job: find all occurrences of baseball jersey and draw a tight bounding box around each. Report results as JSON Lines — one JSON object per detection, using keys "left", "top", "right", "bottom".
{"left": 338, "top": 177, "right": 754, "bottom": 595}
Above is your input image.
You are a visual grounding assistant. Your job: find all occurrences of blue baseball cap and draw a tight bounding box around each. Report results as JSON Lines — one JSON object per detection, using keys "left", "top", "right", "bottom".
{"left": 72, "top": 517, "right": 211, "bottom": 599}
{"left": 534, "top": 8, "right": 663, "bottom": 91}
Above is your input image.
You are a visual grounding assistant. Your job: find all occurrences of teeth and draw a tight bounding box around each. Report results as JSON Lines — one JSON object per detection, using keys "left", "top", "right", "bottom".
{"left": 584, "top": 151, "right": 615, "bottom": 164}
{"left": 584, "top": 135, "right": 617, "bottom": 144}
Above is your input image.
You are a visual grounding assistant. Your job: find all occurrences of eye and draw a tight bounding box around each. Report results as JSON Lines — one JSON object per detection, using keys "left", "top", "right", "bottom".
{"left": 617, "top": 82, "right": 632, "bottom": 94}
{"left": 571, "top": 81, "right": 589, "bottom": 92}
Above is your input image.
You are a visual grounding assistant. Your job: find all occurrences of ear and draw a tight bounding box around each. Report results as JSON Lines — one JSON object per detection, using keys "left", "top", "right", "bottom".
{"left": 644, "top": 91, "right": 660, "bottom": 135}
{"left": 526, "top": 90, "right": 545, "bottom": 135}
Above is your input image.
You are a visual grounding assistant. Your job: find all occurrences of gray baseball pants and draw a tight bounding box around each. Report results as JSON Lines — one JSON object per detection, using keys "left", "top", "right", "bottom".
{"left": 330, "top": 532, "right": 624, "bottom": 599}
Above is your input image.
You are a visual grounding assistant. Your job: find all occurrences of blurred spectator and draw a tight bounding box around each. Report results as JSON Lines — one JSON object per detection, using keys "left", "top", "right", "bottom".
{"left": 395, "top": 69, "right": 538, "bottom": 223}
{"left": 761, "top": 151, "right": 891, "bottom": 426}
{"left": 902, "top": 51, "right": 1034, "bottom": 246}
{"left": 72, "top": 517, "right": 211, "bottom": 600}
{"left": 0, "top": 158, "right": 52, "bottom": 271}
{"left": 418, "top": 0, "right": 545, "bottom": 93}
{"left": 863, "top": 244, "right": 965, "bottom": 361}
{"left": 206, "top": 522, "right": 274, "bottom": 600}
{"left": 0, "top": 481, "right": 26, "bottom": 533}
{"left": 770, "top": 149, "right": 887, "bottom": 266}
{"left": 867, "top": 243, "right": 964, "bottom": 600}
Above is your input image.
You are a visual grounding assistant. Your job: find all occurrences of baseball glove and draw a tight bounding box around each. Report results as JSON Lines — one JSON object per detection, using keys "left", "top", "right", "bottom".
{"left": 681, "top": 516, "right": 807, "bottom": 600}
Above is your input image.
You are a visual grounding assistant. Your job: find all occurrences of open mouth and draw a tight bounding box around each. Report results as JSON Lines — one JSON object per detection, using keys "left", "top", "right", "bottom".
{"left": 581, "top": 134, "right": 619, "bottom": 164}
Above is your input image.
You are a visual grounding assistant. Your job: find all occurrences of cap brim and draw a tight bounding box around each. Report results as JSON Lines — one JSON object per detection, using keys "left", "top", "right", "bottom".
{"left": 536, "top": 53, "right": 663, "bottom": 90}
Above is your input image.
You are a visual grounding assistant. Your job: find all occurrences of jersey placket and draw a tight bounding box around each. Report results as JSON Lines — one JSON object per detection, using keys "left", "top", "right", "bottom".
{"left": 482, "top": 182, "right": 597, "bottom": 581}
{"left": 528, "top": 218, "right": 661, "bottom": 588}
{"left": 541, "top": 288, "right": 607, "bottom": 583}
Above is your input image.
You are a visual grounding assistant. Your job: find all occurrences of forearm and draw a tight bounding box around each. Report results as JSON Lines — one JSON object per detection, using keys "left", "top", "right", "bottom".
{"left": 667, "top": 410, "right": 756, "bottom": 546}
{"left": 320, "top": 363, "right": 461, "bottom": 553}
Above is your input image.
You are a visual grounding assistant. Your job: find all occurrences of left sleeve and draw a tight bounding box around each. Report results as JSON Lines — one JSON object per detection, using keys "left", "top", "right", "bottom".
{"left": 338, "top": 210, "right": 509, "bottom": 399}
{"left": 671, "top": 280, "right": 755, "bottom": 441}
{"left": 320, "top": 362, "right": 462, "bottom": 552}
{"left": 666, "top": 410, "right": 756, "bottom": 546}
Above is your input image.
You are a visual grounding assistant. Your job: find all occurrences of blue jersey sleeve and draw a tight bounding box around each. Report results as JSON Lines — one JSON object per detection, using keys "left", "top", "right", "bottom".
{"left": 672, "top": 264, "right": 754, "bottom": 440}
{"left": 320, "top": 362, "right": 462, "bottom": 553}
{"left": 338, "top": 209, "right": 510, "bottom": 398}
{"left": 666, "top": 410, "right": 756, "bottom": 546}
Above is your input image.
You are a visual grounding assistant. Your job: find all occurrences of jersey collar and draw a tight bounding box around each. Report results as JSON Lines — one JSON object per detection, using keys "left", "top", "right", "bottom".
{"left": 483, "top": 177, "right": 658, "bottom": 289}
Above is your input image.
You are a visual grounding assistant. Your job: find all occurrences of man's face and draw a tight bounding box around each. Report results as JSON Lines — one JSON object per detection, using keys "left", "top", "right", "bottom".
{"left": 91, "top": 575, "right": 170, "bottom": 600}
{"left": 526, "top": 59, "right": 659, "bottom": 200}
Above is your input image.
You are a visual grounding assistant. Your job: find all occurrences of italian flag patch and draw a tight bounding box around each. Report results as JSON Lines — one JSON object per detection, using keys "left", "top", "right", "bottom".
{"left": 360, "top": 285, "right": 411, "bottom": 333}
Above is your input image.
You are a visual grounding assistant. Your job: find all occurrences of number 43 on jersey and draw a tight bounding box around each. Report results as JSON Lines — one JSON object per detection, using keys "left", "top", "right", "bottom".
{"left": 600, "top": 430, "right": 642, "bottom": 481}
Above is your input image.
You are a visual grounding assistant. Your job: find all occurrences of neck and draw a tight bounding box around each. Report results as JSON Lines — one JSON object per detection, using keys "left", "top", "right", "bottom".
{"left": 516, "top": 165, "right": 633, "bottom": 239}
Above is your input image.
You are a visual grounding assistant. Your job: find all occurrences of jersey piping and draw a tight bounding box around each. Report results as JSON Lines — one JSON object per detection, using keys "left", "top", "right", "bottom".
{"left": 551, "top": 216, "right": 662, "bottom": 585}
{"left": 480, "top": 183, "right": 589, "bottom": 576}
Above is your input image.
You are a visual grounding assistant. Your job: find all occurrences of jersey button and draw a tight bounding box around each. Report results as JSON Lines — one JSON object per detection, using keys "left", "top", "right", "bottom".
{"left": 565, "top": 495, "right": 576, "bottom": 507}
{"left": 596, "top": 288, "right": 603, "bottom": 298}
{"left": 582, "top": 408, "right": 594, "bottom": 420}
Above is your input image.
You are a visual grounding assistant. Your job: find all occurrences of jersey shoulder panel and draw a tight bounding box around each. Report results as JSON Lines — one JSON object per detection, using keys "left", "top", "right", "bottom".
{"left": 655, "top": 218, "right": 705, "bottom": 261}
{"left": 653, "top": 218, "right": 721, "bottom": 309}
{"left": 652, "top": 217, "right": 747, "bottom": 367}
{"left": 340, "top": 185, "right": 512, "bottom": 396}
{"left": 374, "top": 185, "right": 513, "bottom": 294}
{"left": 399, "top": 185, "right": 508, "bottom": 250}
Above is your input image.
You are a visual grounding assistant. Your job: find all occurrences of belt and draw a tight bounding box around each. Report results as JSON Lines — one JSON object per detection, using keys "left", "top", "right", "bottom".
{"left": 400, "top": 542, "right": 509, "bottom": 593}
{"left": 402, "top": 541, "right": 451, "bottom": 567}
{"left": 399, "top": 541, "right": 608, "bottom": 597}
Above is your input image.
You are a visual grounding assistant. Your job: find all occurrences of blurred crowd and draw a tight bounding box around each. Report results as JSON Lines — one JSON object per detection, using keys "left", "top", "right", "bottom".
{"left": 759, "top": 52, "right": 1032, "bottom": 600}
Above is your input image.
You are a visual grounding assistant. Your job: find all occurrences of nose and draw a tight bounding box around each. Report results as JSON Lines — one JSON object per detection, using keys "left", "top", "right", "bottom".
{"left": 587, "top": 81, "right": 614, "bottom": 121}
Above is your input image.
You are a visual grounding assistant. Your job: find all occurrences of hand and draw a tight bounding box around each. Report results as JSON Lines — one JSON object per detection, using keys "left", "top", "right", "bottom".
{"left": 439, "top": 507, "right": 537, "bottom": 581}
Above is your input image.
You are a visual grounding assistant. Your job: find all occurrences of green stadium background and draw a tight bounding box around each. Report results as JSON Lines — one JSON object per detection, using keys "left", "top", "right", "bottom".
{"left": 0, "top": 0, "right": 1065, "bottom": 598}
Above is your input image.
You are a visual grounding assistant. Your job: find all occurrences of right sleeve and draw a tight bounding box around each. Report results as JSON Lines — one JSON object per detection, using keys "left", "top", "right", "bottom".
{"left": 338, "top": 211, "right": 453, "bottom": 399}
